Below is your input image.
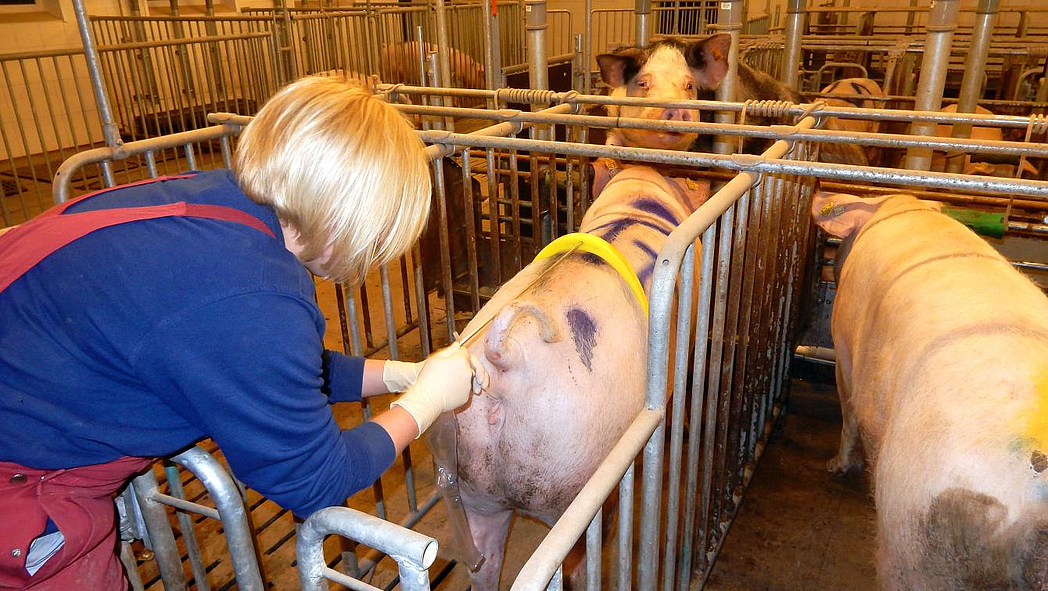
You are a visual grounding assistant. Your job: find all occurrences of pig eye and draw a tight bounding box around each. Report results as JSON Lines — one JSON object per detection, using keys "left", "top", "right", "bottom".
{"left": 686, "top": 82, "right": 694, "bottom": 91}
{"left": 636, "top": 80, "right": 648, "bottom": 89}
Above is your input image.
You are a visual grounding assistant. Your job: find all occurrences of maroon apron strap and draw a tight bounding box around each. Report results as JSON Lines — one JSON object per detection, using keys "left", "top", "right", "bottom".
{"left": 0, "top": 200, "right": 276, "bottom": 294}
{"left": 44, "top": 174, "right": 197, "bottom": 218}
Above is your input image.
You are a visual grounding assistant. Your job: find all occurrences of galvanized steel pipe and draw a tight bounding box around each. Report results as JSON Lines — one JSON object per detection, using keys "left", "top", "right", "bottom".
{"left": 526, "top": 0, "right": 549, "bottom": 91}
{"left": 783, "top": 0, "right": 806, "bottom": 91}
{"left": 171, "top": 447, "right": 265, "bottom": 591}
{"left": 903, "top": 0, "right": 962, "bottom": 170}
{"left": 71, "top": 0, "right": 119, "bottom": 187}
{"left": 635, "top": 0, "right": 652, "bottom": 48}
{"left": 510, "top": 409, "right": 664, "bottom": 591}
{"left": 713, "top": 0, "right": 745, "bottom": 155}
{"left": 416, "top": 131, "right": 1048, "bottom": 198}
{"left": 297, "top": 507, "right": 437, "bottom": 591}
{"left": 434, "top": 0, "right": 453, "bottom": 96}
{"left": 946, "top": 0, "right": 1000, "bottom": 174}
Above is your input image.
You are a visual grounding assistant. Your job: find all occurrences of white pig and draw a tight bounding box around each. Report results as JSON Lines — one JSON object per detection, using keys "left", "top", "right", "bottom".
{"left": 812, "top": 191, "right": 1048, "bottom": 590}
{"left": 454, "top": 165, "right": 708, "bottom": 589}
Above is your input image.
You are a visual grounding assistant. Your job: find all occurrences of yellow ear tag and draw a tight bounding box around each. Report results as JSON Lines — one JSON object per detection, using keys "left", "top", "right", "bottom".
{"left": 820, "top": 201, "right": 837, "bottom": 216}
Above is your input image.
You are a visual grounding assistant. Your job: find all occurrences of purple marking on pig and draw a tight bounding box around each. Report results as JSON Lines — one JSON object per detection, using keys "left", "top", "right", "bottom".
{"left": 637, "top": 263, "right": 655, "bottom": 286}
{"left": 565, "top": 307, "right": 597, "bottom": 371}
{"left": 633, "top": 197, "right": 680, "bottom": 225}
{"left": 580, "top": 253, "right": 607, "bottom": 266}
{"left": 632, "top": 239, "right": 659, "bottom": 260}
{"left": 592, "top": 217, "right": 672, "bottom": 242}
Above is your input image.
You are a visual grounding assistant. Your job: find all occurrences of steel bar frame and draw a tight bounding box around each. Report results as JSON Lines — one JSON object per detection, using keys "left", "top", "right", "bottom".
{"left": 49, "top": 82, "right": 1048, "bottom": 590}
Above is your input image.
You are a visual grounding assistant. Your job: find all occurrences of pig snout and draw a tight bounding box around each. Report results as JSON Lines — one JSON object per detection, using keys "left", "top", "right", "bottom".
{"left": 661, "top": 108, "right": 693, "bottom": 122}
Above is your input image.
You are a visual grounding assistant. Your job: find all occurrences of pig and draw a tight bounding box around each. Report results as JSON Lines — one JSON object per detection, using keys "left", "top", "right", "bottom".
{"left": 380, "top": 41, "right": 486, "bottom": 91}
{"left": 820, "top": 78, "right": 883, "bottom": 135}
{"left": 453, "top": 165, "right": 709, "bottom": 589}
{"left": 596, "top": 34, "right": 869, "bottom": 165}
{"left": 820, "top": 78, "right": 884, "bottom": 165}
{"left": 931, "top": 104, "right": 1039, "bottom": 178}
{"left": 812, "top": 190, "right": 1048, "bottom": 590}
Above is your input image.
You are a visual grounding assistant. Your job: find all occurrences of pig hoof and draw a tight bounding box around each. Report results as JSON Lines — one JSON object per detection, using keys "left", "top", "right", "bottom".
{"left": 827, "top": 456, "right": 861, "bottom": 476}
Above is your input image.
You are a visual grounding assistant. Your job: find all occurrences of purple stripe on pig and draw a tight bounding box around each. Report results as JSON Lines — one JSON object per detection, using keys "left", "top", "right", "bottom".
{"left": 591, "top": 217, "right": 673, "bottom": 243}
{"left": 565, "top": 307, "right": 598, "bottom": 371}
{"left": 632, "top": 197, "right": 681, "bottom": 226}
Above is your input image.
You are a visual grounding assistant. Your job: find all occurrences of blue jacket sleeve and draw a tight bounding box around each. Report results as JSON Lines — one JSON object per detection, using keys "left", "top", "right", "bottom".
{"left": 130, "top": 292, "right": 395, "bottom": 518}
{"left": 321, "top": 350, "right": 367, "bottom": 403}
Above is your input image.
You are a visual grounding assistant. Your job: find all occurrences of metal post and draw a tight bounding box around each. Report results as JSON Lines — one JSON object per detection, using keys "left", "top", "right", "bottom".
{"left": 489, "top": 7, "right": 504, "bottom": 89}
{"left": 481, "top": 0, "right": 496, "bottom": 91}
{"left": 782, "top": 0, "right": 805, "bottom": 92}
{"left": 71, "top": 0, "right": 120, "bottom": 187}
{"left": 713, "top": 0, "right": 744, "bottom": 155}
{"left": 946, "top": 0, "right": 999, "bottom": 173}
{"left": 297, "top": 507, "right": 437, "bottom": 591}
{"left": 903, "top": 0, "right": 960, "bottom": 171}
{"left": 584, "top": 0, "right": 593, "bottom": 95}
{"left": 170, "top": 447, "right": 266, "bottom": 591}
{"left": 131, "top": 471, "right": 188, "bottom": 591}
{"left": 434, "top": 0, "right": 453, "bottom": 95}
{"left": 526, "top": 0, "right": 549, "bottom": 91}
{"left": 635, "top": 0, "right": 652, "bottom": 48}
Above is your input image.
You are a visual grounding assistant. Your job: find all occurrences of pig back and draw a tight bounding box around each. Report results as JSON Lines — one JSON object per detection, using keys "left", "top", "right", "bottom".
{"left": 832, "top": 196, "right": 1048, "bottom": 470}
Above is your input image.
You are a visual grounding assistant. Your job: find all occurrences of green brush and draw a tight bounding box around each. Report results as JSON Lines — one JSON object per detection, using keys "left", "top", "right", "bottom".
{"left": 941, "top": 206, "right": 1007, "bottom": 239}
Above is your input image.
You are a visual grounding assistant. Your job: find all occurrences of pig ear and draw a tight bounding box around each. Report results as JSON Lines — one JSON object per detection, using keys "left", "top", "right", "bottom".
{"left": 597, "top": 49, "right": 644, "bottom": 88}
{"left": 685, "top": 33, "right": 732, "bottom": 90}
{"left": 810, "top": 191, "right": 895, "bottom": 238}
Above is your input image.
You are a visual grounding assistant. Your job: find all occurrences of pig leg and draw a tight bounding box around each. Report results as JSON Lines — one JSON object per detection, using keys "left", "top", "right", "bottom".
{"left": 827, "top": 361, "right": 863, "bottom": 475}
{"left": 461, "top": 483, "right": 514, "bottom": 591}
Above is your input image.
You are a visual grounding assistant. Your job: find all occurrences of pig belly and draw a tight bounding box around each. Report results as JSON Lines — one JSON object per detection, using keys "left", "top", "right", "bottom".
{"left": 455, "top": 260, "right": 647, "bottom": 522}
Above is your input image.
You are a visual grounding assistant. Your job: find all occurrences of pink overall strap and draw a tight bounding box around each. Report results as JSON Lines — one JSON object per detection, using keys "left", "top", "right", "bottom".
{"left": 0, "top": 201, "right": 276, "bottom": 293}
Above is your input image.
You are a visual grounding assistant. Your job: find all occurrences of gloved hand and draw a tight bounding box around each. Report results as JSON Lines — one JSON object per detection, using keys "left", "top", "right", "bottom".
{"left": 381, "top": 360, "right": 423, "bottom": 393}
{"left": 391, "top": 342, "right": 489, "bottom": 437}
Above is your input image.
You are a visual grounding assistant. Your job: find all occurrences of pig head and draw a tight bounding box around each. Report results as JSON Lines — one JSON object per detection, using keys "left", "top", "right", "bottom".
{"left": 598, "top": 34, "right": 868, "bottom": 164}
{"left": 453, "top": 165, "right": 708, "bottom": 590}
{"left": 812, "top": 191, "right": 1048, "bottom": 590}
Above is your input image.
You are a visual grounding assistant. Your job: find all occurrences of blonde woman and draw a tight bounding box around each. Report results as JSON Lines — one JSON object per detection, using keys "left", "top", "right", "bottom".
{"left": 0, "top": 76, "right": 484, "bottom": 590}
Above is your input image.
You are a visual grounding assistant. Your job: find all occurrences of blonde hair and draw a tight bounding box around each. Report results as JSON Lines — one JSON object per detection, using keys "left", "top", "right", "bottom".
{"left": 234, "top": 75, "right": 431, "bottom": 285}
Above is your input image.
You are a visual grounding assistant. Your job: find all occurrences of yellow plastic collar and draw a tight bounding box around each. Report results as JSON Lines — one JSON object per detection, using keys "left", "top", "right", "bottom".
{"left": 534, "top": 232, "right": 649, "bottom": 315}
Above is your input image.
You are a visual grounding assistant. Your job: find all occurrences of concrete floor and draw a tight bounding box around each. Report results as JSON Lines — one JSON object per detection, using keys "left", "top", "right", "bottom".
{"left": 704, "top": 375, "right": 879, "bottom": 591}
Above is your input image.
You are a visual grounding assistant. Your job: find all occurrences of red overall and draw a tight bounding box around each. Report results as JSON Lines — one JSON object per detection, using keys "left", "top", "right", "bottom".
{"left": 0, "top": 176, "right": 274, "bottom": 590}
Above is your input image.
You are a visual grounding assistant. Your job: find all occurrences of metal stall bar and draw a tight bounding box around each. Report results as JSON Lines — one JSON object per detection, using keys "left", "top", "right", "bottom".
{"left": 782, "top": 0, "right": 806, "bottom": 92}
{"left": 902, "top": 0, "right": 960, "bottom": 169}
{"left": 72, "top": 0, "right": 122, "bottom": 187}
{"left": 636, "top": 0, "right": 652, "bottom": 48}
{"left": 53, "top": 123, "right": 241, "bottom": 203}
{"left": 390, "top": 101, "right": 1048, "bottom": 162}
{"left": 297, "top": 506, "right": 437, "bottom": 591}
{"left": 131, "top": 446, "right": 264, "bottom": 591}
{"left": 712, "top": 0, "right": 744, "bottom": 156}
{"left": 946, "top": 0, "right": 1000, "bottom": 173}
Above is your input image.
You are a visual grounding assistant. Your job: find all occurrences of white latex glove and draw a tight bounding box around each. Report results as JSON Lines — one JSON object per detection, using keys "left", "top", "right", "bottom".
{"left": 391, "top": 343, "right": 488, "bottom": 437}
{"left": 381, "top": 360, "right": 423, "bottom": 393}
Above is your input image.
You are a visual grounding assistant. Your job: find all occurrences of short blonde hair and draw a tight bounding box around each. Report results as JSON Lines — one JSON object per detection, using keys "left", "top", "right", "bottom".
{"left": 235, "top": 75, "right": 431, "bottom": 285}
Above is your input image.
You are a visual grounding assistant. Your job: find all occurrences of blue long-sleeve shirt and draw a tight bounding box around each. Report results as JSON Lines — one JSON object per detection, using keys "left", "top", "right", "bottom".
{"left": 0, "top": 170, "right": 395, "bottom": 517}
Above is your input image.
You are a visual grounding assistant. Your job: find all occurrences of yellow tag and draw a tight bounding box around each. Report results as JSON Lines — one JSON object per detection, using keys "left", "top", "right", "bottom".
{"left": 686, "top": 177, "right": 701, "bottom": 191}
{"left": 534, "top": 233, "right": 649, "bottom": 315}
{"left": 820, "top": 201, "right": 837, "bottom": 216}
{"left": 605, "top": 159, "right": 620, "bottom": 170}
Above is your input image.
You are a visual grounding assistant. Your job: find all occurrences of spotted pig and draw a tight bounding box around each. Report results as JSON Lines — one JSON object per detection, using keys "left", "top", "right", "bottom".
{"left": 597, "top": 34, "right": 868, "bottom": 165}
